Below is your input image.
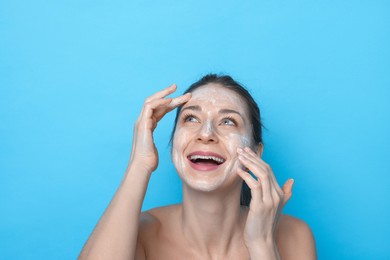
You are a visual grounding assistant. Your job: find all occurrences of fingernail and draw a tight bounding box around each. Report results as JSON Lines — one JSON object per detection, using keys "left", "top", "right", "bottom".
{"left": 237, "top": 148, "right": 243, "bottom": 153}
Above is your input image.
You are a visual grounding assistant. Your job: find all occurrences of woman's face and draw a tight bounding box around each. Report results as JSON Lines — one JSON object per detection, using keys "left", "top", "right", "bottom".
{"left": 172, "top": 83, "right": 254, "bottom": 192}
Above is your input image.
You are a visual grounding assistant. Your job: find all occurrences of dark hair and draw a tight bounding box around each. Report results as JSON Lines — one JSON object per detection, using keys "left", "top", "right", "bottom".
{"left": 170, "top": 74, "right": 263, "bottom": 206}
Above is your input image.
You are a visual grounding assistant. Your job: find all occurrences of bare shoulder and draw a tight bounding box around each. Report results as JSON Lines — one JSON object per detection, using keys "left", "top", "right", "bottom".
{"left": 136, "top": 205, "right": 182, "bottom": 259}
{"left": 276, "top": 214, "right": 314, "bottom": 238}
{"left": 276, "top": 214, "right": 317, "bottom": 260}
{"left": 138, "top": 204, "right": 181, "bottom": 241}
{"left": 138, "top": 210, "right": 160, "bottom": 236}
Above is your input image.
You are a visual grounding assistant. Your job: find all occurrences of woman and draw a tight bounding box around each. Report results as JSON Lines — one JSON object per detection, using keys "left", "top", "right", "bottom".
{"left": 79, "top": 74, "right": 317, "bottom": 259}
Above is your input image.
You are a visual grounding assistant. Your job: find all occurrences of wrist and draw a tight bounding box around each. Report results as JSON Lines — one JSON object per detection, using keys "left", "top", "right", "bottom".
{"left": 246, "top": 239, "right": 280, "bottom": 260}
{"left": 126, "top": 160, "right": 154, "bottom": 177}
{"left": 124, "top": 162, "right": 153, "bottom": 185}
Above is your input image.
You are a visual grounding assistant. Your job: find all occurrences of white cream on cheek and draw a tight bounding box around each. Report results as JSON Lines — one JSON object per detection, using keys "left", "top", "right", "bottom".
{"left": 172, "top": 127, "right": 188, "bottom": 178}
{"left": 222, "top": 131, "right": 253, "bottom": 173}
{"left": 239, "top": 133, "right": 253, "bottom": 149}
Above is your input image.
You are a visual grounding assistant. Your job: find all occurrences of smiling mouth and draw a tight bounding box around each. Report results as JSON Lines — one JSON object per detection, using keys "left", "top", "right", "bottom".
{"left": 188, "top": 154, "right": 225, "bottom": 165}
{"left": 187, "top": 153, "right": 226, "bottom": 171}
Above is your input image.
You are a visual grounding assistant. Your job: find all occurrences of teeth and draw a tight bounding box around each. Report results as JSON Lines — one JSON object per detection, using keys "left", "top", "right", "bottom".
{"left": 189, "top": 155, "right": 225, "bottom": 164}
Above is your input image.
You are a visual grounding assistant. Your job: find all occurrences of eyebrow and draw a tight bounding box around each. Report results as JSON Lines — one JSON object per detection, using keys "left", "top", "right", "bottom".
{"left": 219, "top": 109, "right": 243, "bottom": 118}
{"left": 180, "top": 106, "right": 244, "bottom": 120}
{"left": 180, "top": 105, "right": 201, "bottom": 114}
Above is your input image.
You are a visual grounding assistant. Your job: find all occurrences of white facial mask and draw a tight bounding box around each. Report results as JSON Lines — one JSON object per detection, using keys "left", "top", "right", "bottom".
{"left": 172, "top": 84, "right": 255, "bottom": 192}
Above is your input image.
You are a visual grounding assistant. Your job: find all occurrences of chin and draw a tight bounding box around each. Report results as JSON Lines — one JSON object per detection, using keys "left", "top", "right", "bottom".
{"left": 181, "top": 175, "right": 226, "bottom": 192}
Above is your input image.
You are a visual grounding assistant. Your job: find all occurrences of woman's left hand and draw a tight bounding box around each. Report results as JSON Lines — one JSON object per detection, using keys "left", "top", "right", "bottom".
{"left": 237, "top": 147, "right": 294, "bottom": 257}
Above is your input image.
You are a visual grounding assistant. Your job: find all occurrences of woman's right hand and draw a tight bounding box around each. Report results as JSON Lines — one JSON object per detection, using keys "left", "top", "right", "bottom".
{"left": 129, "top": 84, "right": 191, "bottom": 175}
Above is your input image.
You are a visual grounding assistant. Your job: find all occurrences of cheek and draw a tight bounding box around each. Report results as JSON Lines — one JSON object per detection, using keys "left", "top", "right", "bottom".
{"left": 223, "top": 133, "right": 252, "bottom": 154}
{"left": 240, "top": 135, "right": 252, "bottom": 147}
{"left": 172, "top": 131, "right": 184, "bottom": 171}
{"left": 172, "top": 127, "right": 193, "bottom": 165}
{"left": 172, "top": 127, "right": 190, "bottom": 150}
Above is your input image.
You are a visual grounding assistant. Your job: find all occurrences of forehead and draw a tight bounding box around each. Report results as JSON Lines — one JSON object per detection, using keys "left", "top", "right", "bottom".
{"left": 185, "top": 83, "right": 247, "bottom": 111}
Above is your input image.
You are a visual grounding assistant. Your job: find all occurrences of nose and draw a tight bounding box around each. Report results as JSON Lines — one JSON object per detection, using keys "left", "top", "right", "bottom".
{"left": 196, "top": 121, "right": 218, "bottom": 143}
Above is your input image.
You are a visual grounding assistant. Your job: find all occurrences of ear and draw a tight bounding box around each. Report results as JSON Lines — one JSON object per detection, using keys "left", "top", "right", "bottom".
{"left": 255, "top": 143, "right": 264, "bottom": 157}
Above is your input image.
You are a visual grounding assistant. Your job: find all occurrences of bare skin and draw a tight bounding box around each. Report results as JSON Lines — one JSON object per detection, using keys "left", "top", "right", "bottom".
{"left": 137, "top": 206, "right": 316, "bottom": 260}
{"left": 79, "top": 83, "right": 317, "bottom": 260}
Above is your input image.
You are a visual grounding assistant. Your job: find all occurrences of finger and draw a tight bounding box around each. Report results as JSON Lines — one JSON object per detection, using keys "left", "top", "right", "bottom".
{"left": 142, "top": 97, "right": 172, "bottom": 117}
{"left": 145, "top": 84, "right": 177, "bottom": 102}
{"left": 238, "top": 153, "right": 271, "bottom": 203}
{"left": 167, "top": 92, "right": 192, "bottom": 110}
{"left": 150, "top": 93, "right": 192, "bottom": 125}
{"left": 133, "top": 96, "right": 164, "bottom": 158}
{"left": 281, "top": 179, "right": 294, "bottom": 206}
{"left": 139, "top": 98, "right": 173, "bottom": 130}
{"left": 244, "top": 147, "right": 283, "bottom": 196}
{"left": 153, "top": 93, "right": 191, "bottom": 121}
{"left": 243, "top": 147, "right": 267, "bottom": 166}
{"left": 239, "top": 148, "right": 281, "bottom": 205}
{"left": 240, "top": 147, "right": 268, "bottom": 173}
{"left": 237, "top": 168, "right": 262, "bottom": 203}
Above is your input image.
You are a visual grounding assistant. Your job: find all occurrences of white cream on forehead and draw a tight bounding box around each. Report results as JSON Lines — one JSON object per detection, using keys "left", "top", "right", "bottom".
{"left": 189, "top": 84, "right": 246, "bottom": 109}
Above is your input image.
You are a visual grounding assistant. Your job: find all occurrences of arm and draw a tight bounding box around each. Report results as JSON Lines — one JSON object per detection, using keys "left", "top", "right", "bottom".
{"left": 78, "top": 85, "right": 191, "bottom": 260}
{"left": 78, "top": 164, "right": 150, "bottom": 260}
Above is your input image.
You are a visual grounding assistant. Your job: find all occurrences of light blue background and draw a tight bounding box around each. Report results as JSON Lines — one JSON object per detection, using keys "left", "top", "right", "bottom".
{"left": 1, "top": 1, "right": 389, "bottom": 259}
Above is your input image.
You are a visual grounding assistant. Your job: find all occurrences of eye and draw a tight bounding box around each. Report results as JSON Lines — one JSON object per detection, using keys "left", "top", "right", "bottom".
{"left": 221, "top": 117, "right": 237, "bottom": 126}
{"left": 183, "top": 113, "right": 199, "bottom": 123}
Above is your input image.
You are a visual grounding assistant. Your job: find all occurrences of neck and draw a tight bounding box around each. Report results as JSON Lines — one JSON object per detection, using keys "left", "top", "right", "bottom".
{"left": 179, "top": 182, "right": 247, "bottom": 256}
